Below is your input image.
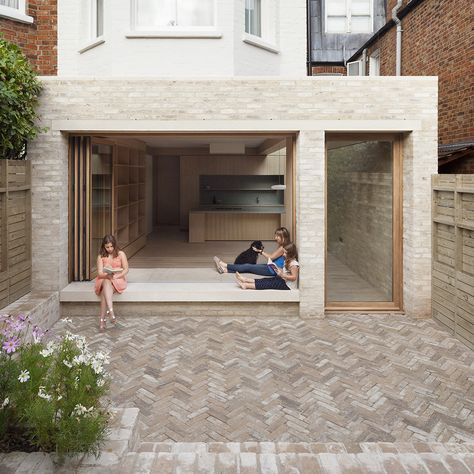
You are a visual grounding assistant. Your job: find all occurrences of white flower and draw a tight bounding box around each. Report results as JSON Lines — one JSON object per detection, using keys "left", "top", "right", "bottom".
{"left": 38, "top": 386, "right": 52, "bottom": 401}
{"left": 97, "top": 378, "right": 105, "bottom": 387}
{"left": 63, "top": 359, "right": 73, "bottom": 368}
{"left": 61, "top": 318, "right": 72, "bottom": 323}
{"left": 91, "top": 360, "right": 104, "bottom": 375}
{"left": 71, "top": 404, "right": 94, "bottom": 418}
{"left": 1, "top": 397, "right": 9, "bottom": 408}
{"left": 18, "top": 370, "right": 30, "bottom": 383}
{"left": 72, "top": 353, "right": 87, "bottom": 365}
{"left": 57, "top": 395, "right": 63, "bottom": 401}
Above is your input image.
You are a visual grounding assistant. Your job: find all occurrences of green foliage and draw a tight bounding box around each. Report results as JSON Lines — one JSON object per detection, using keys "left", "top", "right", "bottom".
{"left": 0, "top": 35, "right": 43, "bottom": 160}
{"left": 0, "top": 315, "right": 111, "bottom": 458}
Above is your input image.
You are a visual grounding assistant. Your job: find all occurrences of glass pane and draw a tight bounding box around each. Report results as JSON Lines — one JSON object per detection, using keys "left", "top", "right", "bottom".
{"left": 326, "top": 16, "right": 347, "bottom": 33}
{"left": 326, "top": 140, "right": 393, "bottom": 302}
{"left": 245, "top": 0, "right": 261, "bottom": 36}
{"left": 178, "top": 0, "right": 214, "bottom": 26}
{"left": 96, "top": 0, "right": 104, "bottom": 37}
{"left": 351, "top": 0, "right": 370, "bottom": 15}
{"left": 91, "top": 144, "right": 113, "bottom": 272}
{"left": 0, "top": 0, "right": 19, "bottom": 8}
{"left": 326, "top": 0, "right": 346, "bottom": 16}
{"left": 351, "top": 15, "right": 372, "bottom": 33}
{"left": 136, "top": 0, "right": 175, "bottom": 28}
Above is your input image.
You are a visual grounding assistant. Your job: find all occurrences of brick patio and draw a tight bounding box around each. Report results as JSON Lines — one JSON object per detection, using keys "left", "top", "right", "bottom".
{"left": 58, "top": 314, "right": 474, "bottom": 445}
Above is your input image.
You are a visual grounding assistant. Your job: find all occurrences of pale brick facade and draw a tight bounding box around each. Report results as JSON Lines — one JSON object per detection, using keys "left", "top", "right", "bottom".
{"left": 30, "top": 76, "right": 437, "bottom": 318}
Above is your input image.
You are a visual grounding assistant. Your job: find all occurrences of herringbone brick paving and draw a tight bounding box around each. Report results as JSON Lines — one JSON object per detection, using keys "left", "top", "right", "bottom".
{"left": 58, "top": 314, "right": 474, "bottom": 445}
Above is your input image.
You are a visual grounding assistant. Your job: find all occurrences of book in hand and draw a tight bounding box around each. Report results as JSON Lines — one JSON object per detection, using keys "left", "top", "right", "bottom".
{"left": 267, "top": 259, "right": 279, "bottom": 274}
{"left": 103, "top": 266, "right": 123, "bottom": 275}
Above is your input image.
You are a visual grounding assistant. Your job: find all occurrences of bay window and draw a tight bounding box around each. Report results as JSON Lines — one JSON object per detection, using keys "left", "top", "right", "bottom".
{"left": 134, "top": 0, "right": 215, "bottom": 30}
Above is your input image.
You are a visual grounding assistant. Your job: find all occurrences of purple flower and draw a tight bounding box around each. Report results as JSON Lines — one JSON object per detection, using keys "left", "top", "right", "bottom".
{"left": 11, "top": 320, "right": 26, "bottom": 332}
{"left": 2, "top": 337, "right": 20, "bottom": 354}
{"left": 17, "top": 314, "right": 27, "bottom": 322}
{"left": 32, "top": 326, "right": 45, "bottom": 343}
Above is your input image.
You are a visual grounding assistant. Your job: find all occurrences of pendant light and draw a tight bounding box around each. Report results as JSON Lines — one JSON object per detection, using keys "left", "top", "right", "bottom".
{"left": 270, "top": 150, "right": 286, "bottom": 190}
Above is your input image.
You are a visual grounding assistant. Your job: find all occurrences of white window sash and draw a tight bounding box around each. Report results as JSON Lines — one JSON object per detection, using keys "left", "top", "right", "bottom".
{"left": 132, "top": 0, "right": 216, "bottom": 31}
{"left": 325, "top": 0, "right": 373, "bottom": 34}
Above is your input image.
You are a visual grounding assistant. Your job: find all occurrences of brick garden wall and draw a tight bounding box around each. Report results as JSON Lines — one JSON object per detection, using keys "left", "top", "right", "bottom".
{"left": 363, "top": 0, "right": 473, "bottom": 146}
{"left": 0, "top": 0, "right": 57, "bottom": 75}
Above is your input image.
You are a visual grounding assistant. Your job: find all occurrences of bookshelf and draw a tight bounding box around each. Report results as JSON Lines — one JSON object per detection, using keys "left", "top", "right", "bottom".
{"left": 113, "top": 146, "right": 146, "bottom": 254}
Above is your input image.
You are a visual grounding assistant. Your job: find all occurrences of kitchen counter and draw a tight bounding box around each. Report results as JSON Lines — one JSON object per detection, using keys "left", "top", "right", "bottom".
{"left": 189, "top": 207, "right": 285, "bottom": 242}
{"left": 191, "top": 206, "right": 285, "bottom": 214}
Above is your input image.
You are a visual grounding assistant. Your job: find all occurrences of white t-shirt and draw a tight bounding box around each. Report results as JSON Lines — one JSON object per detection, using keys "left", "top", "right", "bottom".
{"left": 283, "top": 259, "right": 299, "bottom": 290}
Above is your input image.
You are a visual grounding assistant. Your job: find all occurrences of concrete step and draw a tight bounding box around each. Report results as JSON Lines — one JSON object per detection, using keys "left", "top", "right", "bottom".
{"left": 110, "top": 450, "right": 474, "bottom": 474}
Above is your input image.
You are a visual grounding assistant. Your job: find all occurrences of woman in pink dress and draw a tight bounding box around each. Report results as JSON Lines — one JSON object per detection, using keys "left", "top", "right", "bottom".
{"left": 94, "top": 235, "right": 129, "bottom": 330}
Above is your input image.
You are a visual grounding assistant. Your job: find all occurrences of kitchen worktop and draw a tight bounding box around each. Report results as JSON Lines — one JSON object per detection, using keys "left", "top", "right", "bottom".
{"left": 191, "top": 206, "right": 285, "bottom": 214}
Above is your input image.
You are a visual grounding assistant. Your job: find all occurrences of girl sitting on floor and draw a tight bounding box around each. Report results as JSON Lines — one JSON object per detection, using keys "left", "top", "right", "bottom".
{"left": 236, "top": 243, "right": 299, "bottom": 290}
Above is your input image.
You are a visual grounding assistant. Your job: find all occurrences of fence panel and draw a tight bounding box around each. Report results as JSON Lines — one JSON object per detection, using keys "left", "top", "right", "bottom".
{"left": 0, "top": 160, "right": 31, "bottom": 310}
{"left": 432, "top": 175, "right": 474, "bottom": 349}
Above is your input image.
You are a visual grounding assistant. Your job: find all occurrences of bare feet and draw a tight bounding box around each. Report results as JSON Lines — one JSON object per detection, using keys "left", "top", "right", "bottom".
{"left": 99, "top": 317, "right": 106, "bottom": 331}
{"left": 236, "top": 272, "right": 245, "bottom": 282}
{"left": 213, "top": 256, "right": 225, "bottom": 274}
{"left": 237, "top": 279, "right": 247, "bottom": 290}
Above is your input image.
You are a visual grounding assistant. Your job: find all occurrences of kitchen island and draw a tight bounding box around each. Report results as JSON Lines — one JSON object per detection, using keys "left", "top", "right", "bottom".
{"left": 189, "top": 206, "right": 285, "bottom": 242}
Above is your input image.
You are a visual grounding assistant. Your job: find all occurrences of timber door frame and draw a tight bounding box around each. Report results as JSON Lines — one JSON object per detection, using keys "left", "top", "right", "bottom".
{"left": 324, "top": 133, "right": 403, "bottom": 312}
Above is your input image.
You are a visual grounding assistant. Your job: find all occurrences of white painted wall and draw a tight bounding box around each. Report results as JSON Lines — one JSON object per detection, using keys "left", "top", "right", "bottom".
{"left": 57, "top": 0, "right": 306, "bottom": 77}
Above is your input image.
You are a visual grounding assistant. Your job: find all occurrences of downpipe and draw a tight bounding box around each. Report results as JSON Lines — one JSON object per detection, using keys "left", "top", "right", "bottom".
{"left": 392, "top": 0, "right": 403, "bottom": 76}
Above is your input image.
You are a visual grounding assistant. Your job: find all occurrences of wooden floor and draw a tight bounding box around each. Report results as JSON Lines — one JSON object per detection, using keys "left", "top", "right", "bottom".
{"left": 129, "top": 227, "right": 390, "bottom": 302}
{"left": 129, "top": 227, "right": 274, "bottom": 268}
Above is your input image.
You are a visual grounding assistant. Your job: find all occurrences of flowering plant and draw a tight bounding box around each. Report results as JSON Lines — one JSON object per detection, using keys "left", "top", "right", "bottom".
{"left": 0, "top": 314, "right": 111, "bottom": 458}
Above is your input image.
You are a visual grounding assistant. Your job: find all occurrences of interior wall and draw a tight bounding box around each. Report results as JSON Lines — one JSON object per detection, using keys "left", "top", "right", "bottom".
{"left": 179, "top": 153, "right": 284, "bottom": 228}
{"left": 154, "top": 156, "right": 180, "bottom": 226}
{"left": 327, "top": 141, "right": 393, "bottom": 298}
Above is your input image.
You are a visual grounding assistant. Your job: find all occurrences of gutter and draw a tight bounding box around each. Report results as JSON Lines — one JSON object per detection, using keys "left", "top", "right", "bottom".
{"left": 348, "top": 0, "right": 426, "bottom": 63}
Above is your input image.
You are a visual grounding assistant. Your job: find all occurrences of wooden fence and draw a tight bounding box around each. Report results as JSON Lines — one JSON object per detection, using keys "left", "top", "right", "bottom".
{"left": 432, "top": 175, "right": 474, "bottom": 350}
{"left": 0, "top": 160, "right": 32, "bottom": 310}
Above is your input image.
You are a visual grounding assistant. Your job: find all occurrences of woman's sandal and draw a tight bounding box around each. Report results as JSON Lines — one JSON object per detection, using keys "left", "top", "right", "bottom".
{"left": 107, "top": 308, "right": 117, "bottom": 325}
{"left": 99, "top": 317, "right": 107, "bottom": 331}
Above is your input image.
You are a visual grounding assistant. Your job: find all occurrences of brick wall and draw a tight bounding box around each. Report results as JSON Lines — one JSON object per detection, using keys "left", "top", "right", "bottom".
{"left": 363, "top": 0, "right": 473, "bottom": 146}
{"left": 28, "top": 77, "right": 437, "bottom": 318}
{"left": 0, "top": 0, "right": 57, "bottom": 75}
{"left": 311, "top": 65, "right": 346, "bottom": 75}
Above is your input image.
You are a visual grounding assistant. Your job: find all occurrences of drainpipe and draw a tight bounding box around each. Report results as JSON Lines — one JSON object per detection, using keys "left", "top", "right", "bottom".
{"left": 306, "top": 0, "right": 312, "bottom": 75}
{"left": 392, "top": 0, "right": 403, "bottom": 76}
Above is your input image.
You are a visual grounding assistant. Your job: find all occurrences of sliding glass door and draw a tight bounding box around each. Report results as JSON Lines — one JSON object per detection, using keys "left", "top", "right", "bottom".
{"left": 325, "top": 135, "right": 402, "bottom": 310}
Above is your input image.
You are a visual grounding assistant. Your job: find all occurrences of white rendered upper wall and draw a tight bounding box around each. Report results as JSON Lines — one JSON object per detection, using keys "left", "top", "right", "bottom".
{"left": 57, "top": 0, "right": 307, "bottom": 77}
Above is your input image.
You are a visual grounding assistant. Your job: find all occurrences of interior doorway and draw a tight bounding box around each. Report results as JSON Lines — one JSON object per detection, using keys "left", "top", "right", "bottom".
{"left": 325, "top": 134, "right": 403, "bottom": 311}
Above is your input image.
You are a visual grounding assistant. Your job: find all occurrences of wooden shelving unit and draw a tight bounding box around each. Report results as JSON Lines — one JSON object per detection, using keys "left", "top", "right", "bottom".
{"left": 113, "top": 146, "right": 146, "bottom": 255}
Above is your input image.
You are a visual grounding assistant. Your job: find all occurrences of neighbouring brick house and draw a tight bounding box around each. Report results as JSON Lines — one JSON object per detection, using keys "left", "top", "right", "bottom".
{"left": 308, "top": 0, "right": 387, "bottom": 75}
{"left": 0, "top": 0, "right": 57, "bottom": 75}
{"left": 348, "top": 0, "right": 474, "bottom": 172}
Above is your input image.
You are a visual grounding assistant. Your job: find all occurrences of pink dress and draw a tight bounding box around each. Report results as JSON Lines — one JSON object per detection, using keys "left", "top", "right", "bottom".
{"left": 94, "top": 254, "right": 127, "bottom": 295}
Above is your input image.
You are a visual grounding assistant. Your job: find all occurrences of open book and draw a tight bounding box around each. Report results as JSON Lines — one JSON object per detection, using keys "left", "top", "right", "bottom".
{"left": 103, "top": 266, "right": 123, "bottom": 275}
{"left": 267, "top": 259, "right": 279, "bottom": 274}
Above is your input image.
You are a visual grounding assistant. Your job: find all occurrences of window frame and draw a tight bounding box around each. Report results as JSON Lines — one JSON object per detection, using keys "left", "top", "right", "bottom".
{"left": 91, "top": 0, "right": 104, "bottom": 40}
{"left": 0, "top": 0, "right": 33, "bottom": 23}
{"left": 131, "top": 0, "right": 217, "bottom": 33}
{"left": 242, "top": 0, "right": 278, "bottom": 53}
{"left": 369, "top": 49, "right": 380, "bottom": 76}
{"left": 324, "top": 0, "right": 374, "bottom": 34}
